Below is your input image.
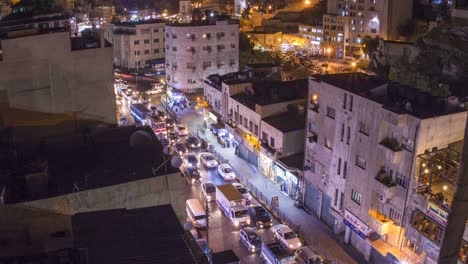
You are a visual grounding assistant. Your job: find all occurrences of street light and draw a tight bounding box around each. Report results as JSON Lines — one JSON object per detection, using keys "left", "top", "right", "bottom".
{"left": 351, "top": 61, "right": 357, "bottom": 72}
{"left": 326, "top": 47, "right": 332, "bottom": 62}
{"left": 305, "top": 0, "right": 311, "bottom": 5}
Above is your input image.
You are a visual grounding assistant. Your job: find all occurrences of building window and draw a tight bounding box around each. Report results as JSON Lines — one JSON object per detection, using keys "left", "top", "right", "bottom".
{"left": 270, "top": 137, "right": 275, "bottom": 148}
{"left": 343, "top": 94, "right": 347, "bottom": 109}
{"left": 154, "top": 39, "right": 159, "bottom": 43}
{"left": 346, "top": 126, "right": 351, "bottom": 145}
{"left": 141, "top": 29, "right": 150, "bottom": 34}
{"left": 172, "top": 34, "right": 177, "bottom": 38}
{"left": 359, "top": 121, "right": 369, "bottom": 136}
{"left": 402, "top": 138, "right": 414, "bottom": 152}
{"left": 356, "top": 155, "right": 366, "bottom": 170}
{"left": 154, "top": 49, "right": 160, "bottom": 53}
{"left": 389, "top": 207, "right": 402, "bottom": 223}
{"left": 254, "top": 125, "right": 258, "bottom": 135}
{"left": 203, "top": 61, "right": 211, "bottom": 68}
{"left": 188, "top": 79, "right": 197, "bottom": 84}
{"left": 172, "top": 47, "right": 177, "bottom": 51}
{"left": 231, "top": 43, "right": 236, "bottom": 48}
{"left": 249, "top": 121, "right": 253, "bottom": 131}
{"left": 351, "top": 189, "right": 362, "bottom": 205}
{"left": 410, "top": 210, "right": 444, "bottom": 245}
{"left": 334, "top": 189, "right": 339, "bottom": 206}
{"left": 144, "top": 50, "right": 150, "bottom": 54}
{"left": 325, "top": 137, "right": 333, "bottom": 150}
{"left": 144, "top": 39, "right": 150, "bottom": 44}
{"left": 349, "top": 95, "right": 353, "bottom": 111}
{"left": 343, "top": 161, "right": 348, "bottom": 179}
{"left": 395, "top": 172, "right": 408, "bottom": 188}
{"left": 337, "top": 157, "right": 342, "bottom": 175}
{"left": 339, "top": 192, "right": 344, "bottom": 210}
{"left": 340, "top": 123, "right": 344, "bottom": 142}
{"left": 244, "top": 118, "right": 247, "bottom": 127}
{"left": 326, "top": 106, "right": 335, "bottom": 119}
{"left": 134, "top": 50, "right": 140, "bottom": 55}
{"left": 153, "top": 28, "right": 159, "bottom": 33}
{"left": 262, "top": 132, "right": 268, "bottom": 142}
{"left": 134, "top": 40, "right": 140, "bottom": 45}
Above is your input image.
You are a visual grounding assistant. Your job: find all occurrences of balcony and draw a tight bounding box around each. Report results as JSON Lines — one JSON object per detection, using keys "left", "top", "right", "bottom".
{"left": 368, "top": 210, "right": 394, "bottom": 236}
{"left": 379, "top": 137, "right": 402, "bottom": 152}
{"left": 307, "top": 132, "right": 318, "bottom": 144}
{"left": 375, "top": 168, "right": 397, "bottom": 188}
{"left": 260, "top": 141, "right": 276, "bottom": 156}
{"left": 309, "top": 103, "right": 319, "bottom": 113}
{"left": 378, "top": 137, "right": 402, "bottom": 163}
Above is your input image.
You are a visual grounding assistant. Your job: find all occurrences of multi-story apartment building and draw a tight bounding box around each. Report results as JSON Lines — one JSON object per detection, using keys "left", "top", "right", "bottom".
{"left": 298, "top": 23, "right": 323, "bottom": 54}
{"left": 304, "top": 72, "right": 468, "bottom": 263}
{"left": 322, "top": 0, "right": 412, "bottom": 58}
{"left": 102, "top": 20, "right": 166, "bottom": 69}
{"left": 165, "top": 19, "right": 239, "bottom": 92}
{"left": 179, "top": 0, "right": 193, "bottom": 22}
{"left": 204, "top": 70, "right": 307, "bottom": 196}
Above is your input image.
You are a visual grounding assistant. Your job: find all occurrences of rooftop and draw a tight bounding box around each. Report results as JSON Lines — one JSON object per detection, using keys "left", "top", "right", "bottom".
{"left": 114, "top": 19, "right": 166, "bottom": 27}
{"left": 262, "top": 110, "right": 306, "bottom": 133}
{"left": 73, "top": 205, "right": 204, "bottom": 264}
{"left": 231, "top": 79, "right": 308, "bottom": 110}
{"left": 311, "top": 73, "right": 466, "bottom": 119}
{"left": 2, "top": 125, "right": 177, "bottom": 203}
{"left": 166, "top": 19, "right": 239, "bottom": 27}
{"left": 278, "top": 153, "right": 305, "bottom": 171}
{"left": 245, "top": 63, "right": 277, "bottom": 69}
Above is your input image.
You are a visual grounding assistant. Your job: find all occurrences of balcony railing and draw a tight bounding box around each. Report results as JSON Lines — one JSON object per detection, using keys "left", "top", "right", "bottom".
{"left": 375, "top": 169, "right": 397, "bottom": 188}
{"left": 379, "top": 137, "right": 402, "bottom": 152}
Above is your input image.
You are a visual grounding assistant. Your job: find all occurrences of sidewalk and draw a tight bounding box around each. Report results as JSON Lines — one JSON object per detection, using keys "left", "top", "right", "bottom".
{"left": 194, "top": 128, "right": 367, "bottom": 264}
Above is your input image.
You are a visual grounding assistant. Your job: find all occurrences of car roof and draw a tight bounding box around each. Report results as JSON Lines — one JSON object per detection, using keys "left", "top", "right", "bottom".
{"left": 219, "top": 164, "right": 230, "bottom": 169}
{"left": 200, "top": 152, "right": 212, "bottom": 156}
{"left": 298, "top": 246, "right": 320, "bottom": 257}
{"left": 274, "top": 224, "right": 292, "bottom": 232}
{"left": 241, "top": 227, "right": 258, "bottom": 236}
{"left": 231, "top": 182, "right": 243, "bottom": 187}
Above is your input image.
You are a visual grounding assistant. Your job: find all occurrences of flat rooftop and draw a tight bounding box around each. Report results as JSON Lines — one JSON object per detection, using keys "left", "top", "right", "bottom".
{"left": 311, "top": 73, "right": 466, "bottom": 119}
{"left": 2, "top": 125, "right": 177, "bottom": 203}
{"left": 278, "top": 153, "right": 305, "bottom": 171}
{"left": 166, "top": 19, "right": 239, "bottom": 27}
{"left": 73, "top": 205, "right": 204, "bottom": 264}
{"left": 114, "top": 19, "right": 166, "bottom": 27}
{"left": 262, "top": 111, "right": 306, "bottom": 133}
{"left": 231, "top": 79, "right": 308, "bottom": 110}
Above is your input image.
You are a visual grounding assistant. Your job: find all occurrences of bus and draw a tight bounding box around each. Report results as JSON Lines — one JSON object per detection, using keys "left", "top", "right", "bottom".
{"left": 130, "top": 103, "right": 152, "bottom": 125}
{"left": 146, "top": 114, "right": 167, "bottom": 136}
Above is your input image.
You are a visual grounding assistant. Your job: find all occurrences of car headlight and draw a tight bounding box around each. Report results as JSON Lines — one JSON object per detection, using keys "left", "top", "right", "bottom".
{"left": 188, "top": 163, "right": 192, "bottom": 168}
{"left": 251, "top": 245, "right": 255, "bottom": 252}
{"left": 297, "top": 242, "right": 301, "bottom": 247}
{"left": 247, "top": 219, "right": 251, "bottom": 224}
{"left": 258, "top": 221, "right": 263, "bottom": 224}
{"left": 207, "top": 195, "right": 211, "bottom": 201}
{"left": 191, "top": 178, "right": 195, "bottom": 183}
{"left": 247, "top": 196, "right": 251, "bottom": 200}
{"left": 289, "top": 244, "right": 294, "bottom": 249}
{"left": 179, "top": 151, "right": 182, "bottom": 155}
{"left": 191, "top": 144, "right": 195, "bottom": 147}
{"left": 234, "top": 221, "right": 239, "bottom": 227}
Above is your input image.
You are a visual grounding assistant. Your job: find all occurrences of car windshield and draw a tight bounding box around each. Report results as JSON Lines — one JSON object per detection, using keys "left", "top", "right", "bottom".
{"left": 178, "top": 126, "right": 185, "bottom": 130}
{"left": 237, "top": 187, "right": 247, "bottom": 194}
{"left": 204, "top": 155, "right": 214, "bottom": 161}
{"left": 206, "top": 185, "right": 216, "bottom": 193}
{"left": 187, "top": 156, "right": 197, "bottom": 162}
{"left": 284, "top": 231, "right": 296, "bottom": 239}
{"left": 194, "top": 215, "right": 206, "bottom": 220}
{"left": 223, "top": 168, "right": 232, "bottom": 173}
{"left": 248, "top": 234, "right": 260, "bottom": 241}
{"left": 234, "top": 210, "right": 248, "bottom": 218}
{"left": 255, "top": 207, "right": 268, "bottom": 216}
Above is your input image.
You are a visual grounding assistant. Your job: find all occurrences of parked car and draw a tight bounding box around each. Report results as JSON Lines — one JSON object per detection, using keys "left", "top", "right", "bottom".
{"left": 201, "top": 181, "right": 216, "bottom": 202}
{"left": 295, "top": 246, "right": 331, "bottom": 264}
{"left": 239, "top": 227, "right": 262, "bottom": 253}
{"left": 217, "top": 164, "right": 236, "bottom": 180}
{"left": 175, "top": 125, "right": 188, "bottom": 136}
{"left": 173, "top": 143, "right": 187, "bottom": 156}
{"left": 157, "top": 110, "right": 167, "bottom": 120}
{"left": 232, "top": 182, "right": 252, "bottom": 203}
{"left": 248, "top": 204, "right": 272, "bottom": 228}
{"left": 168, "top": 132, "right": 179, "bottom": 144}
{"left": 271, "top": 224, "right": 302, "bottom": 250}
{"left": 199, "top": 152, "right": 218, "bottom": 169}
{"left": 186, "top": 136, "right": 201, "bottom": 149}
{"left": 183, "top": 153, "right": 199, "bottom": 168}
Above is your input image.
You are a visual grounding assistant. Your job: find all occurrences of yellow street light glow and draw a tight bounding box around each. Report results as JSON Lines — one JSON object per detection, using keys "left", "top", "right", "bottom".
{"left": 443, "top": 185, "right": 448, "bottom": 191}
{"left": 351, "top": 62, "right": 357, "bottom": 67}
{"left": 424, "top": 169, "right": 429, "bottom": 174}
{"left": 305, "top": 0, "right": 311, "bottom": 5}
{"left": 327, "top": 48, "right": 332, "bottom": 53}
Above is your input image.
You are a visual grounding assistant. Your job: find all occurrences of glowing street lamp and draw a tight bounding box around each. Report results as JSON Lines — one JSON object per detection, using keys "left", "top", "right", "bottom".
{"left": 326, "top": 47, "right": 332, "bottom": 60}
{"left": 305, "top": 0, "right": 311, "bottom": 5}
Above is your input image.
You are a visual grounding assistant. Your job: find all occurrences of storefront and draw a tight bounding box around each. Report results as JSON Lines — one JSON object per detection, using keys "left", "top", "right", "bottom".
{"left": 273, "top": 163, "right": 299, "bottom": 198}
{"left": 259, "top": 152, "right": 274, "bottom": 179}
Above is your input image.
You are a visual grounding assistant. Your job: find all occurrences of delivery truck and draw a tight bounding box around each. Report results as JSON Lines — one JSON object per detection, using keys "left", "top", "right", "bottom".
{"left": 216, "top": 184, "right": 250, "bottom": 227}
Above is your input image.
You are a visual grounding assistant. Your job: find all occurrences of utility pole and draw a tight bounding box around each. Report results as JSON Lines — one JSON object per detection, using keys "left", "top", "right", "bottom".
{"left": 205, "top": 199, "right": 212, "bottom": 263}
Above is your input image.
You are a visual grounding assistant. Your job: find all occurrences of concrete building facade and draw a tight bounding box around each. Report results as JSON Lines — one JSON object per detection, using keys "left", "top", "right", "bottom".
{"left": 304, "top": 73, "right": 468, "bottom": 263}
{"left": 322, "top": 0, "right": 413, "bottom": 58}
{"left": 0, "top": 31, "right": 116, "bottom": 124}
{"left": 103, "top": 20, "right": 166, "bottom": 69}
{"left": 165, "top": 20, "right": 239, "bottom": 92}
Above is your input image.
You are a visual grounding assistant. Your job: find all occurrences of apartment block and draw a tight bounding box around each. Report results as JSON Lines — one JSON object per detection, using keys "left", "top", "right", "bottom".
{"left": 102, "top": 20, "right": 166, "bottom": 69}
{"left": 322, "top": 0, "right": 413, "bottom": 58}
{"left": 204, "top": 70, "right": 307, "bottom": 197}
{"left": 304, "top": 73, "right": 467, "bottom": 263}
{"left": 165, "top": 19, "right": 239, "bottom": 92}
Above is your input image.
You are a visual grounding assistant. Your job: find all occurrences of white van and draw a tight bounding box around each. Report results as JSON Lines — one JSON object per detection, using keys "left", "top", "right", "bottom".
{"left": 186, "top": 198, "right": 207, "bottom": 228}
{"left": 295, "top": 246, "right": 330, "bottom": 264}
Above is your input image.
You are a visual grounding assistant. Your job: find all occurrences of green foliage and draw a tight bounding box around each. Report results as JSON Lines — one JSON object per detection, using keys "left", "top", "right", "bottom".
{"left": 362, "top": 36, "right": 380, "bottom": 56}
{"left": 239, "top": 32, "right": 254, "bottom": 52}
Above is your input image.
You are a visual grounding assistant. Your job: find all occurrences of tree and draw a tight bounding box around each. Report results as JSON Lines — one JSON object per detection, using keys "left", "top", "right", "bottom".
{"left": 362, "top": 35, "right": 380, "bottom": 56}
{"left": 239, "top": 32, "right": 254, "bottom": 52}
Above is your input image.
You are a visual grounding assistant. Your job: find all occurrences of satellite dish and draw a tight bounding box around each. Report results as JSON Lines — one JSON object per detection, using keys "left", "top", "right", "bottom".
{"left": 171, "top": 156, "right": 183, "bottom": 168}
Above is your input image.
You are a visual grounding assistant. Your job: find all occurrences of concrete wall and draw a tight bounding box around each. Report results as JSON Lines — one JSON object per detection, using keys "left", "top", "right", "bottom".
{"left": 204, "top": 83, "right": 223, "bottom": 115}
{"left": 0, "top": 32, "right": 117, "bottom": 124}
{"left": 19, "top": 172, "right": 191, "bottom": 223}
{"left": 256, "top": 98, "right": 307, "bottom": 118}
{"left": 230, "top": 98, "right": 261, "bottom": 138}
{"left": 283, "top": 129, "right": 305, "bottom": 157}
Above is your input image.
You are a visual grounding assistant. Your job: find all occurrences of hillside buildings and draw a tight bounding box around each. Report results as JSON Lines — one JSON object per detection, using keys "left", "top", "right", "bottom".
{"left": 165, "top": 19, "right": 239, "bottom": 92}
{"left": 303, "top": 72, "right": 468, "bottom": 263}
{"left": 103, "top": 20, "right": 166, "bottom": 70}
{"left": 322, "top": 0, "right": 413, "bottom": 58}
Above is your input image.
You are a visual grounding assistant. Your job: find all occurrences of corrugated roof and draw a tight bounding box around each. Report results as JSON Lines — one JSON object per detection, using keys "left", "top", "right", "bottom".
{"left": 217, "top": 184, "right": 244, "bottom": 201}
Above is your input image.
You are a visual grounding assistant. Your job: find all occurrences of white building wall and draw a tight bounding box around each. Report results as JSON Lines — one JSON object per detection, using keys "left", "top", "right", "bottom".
{"left": 260, "top": 120, "right": 284, "bottom": 150}
{"left": 0, "top": 32, "right": 117, "bottom": 124}
{"left": 165, "top": 21, "right": 239, "bottom": 91}
{"left": 230, "top": 98, "right": 261, "bottom": 138}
